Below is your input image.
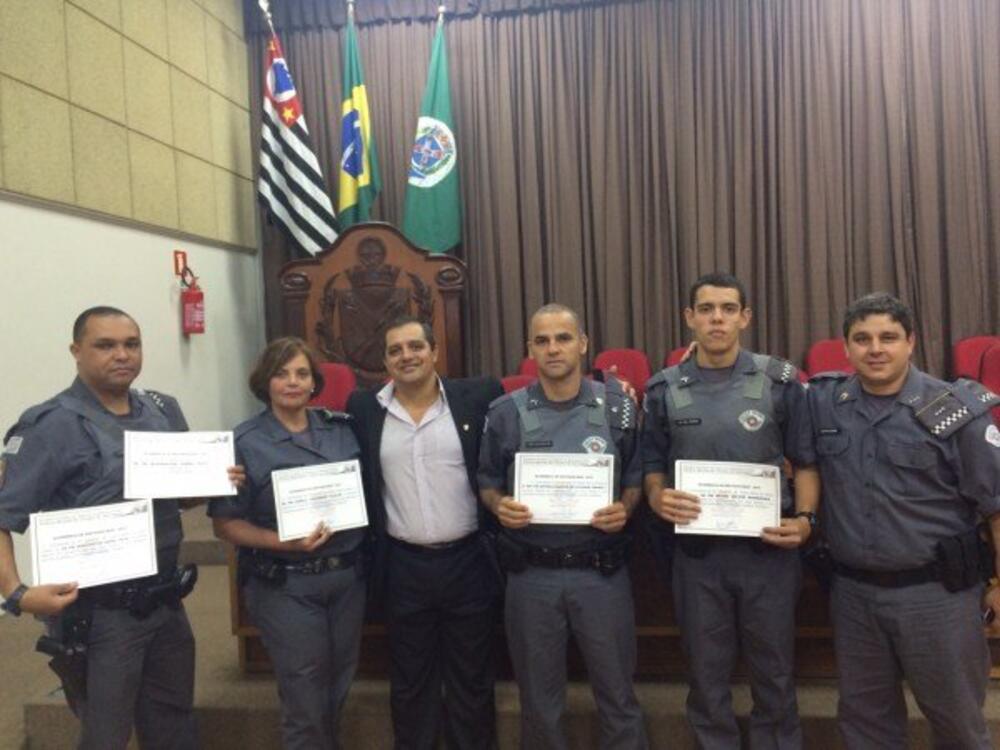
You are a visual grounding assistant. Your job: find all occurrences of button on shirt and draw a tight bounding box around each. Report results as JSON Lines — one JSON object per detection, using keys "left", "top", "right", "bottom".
{"left": 806, "top": 367, "right": 1000, "bottom": 571}
{"left": 377, "top": 380, "right": 478, "bottom": 545}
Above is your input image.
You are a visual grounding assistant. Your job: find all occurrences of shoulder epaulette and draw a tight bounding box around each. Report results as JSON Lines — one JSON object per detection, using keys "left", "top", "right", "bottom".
{"left": 487, "top": 391, "right": 515, "bottom": 412}
{"left": 764, "top": 356, "right": 800, "bottom": 385}
{"left": 134, "top": 387, "right": 171, "bottom": 414}
{"left": 911, "top": 386, "right": 978, "bottom": 439}
{"left": 646, "top": 369, "right": 669, "bottom": 390}
{"left": 809, "top": 371, "right": 850, "bottom": 383}
{"left": 16, "top": 399, "right": 61, "bottom": 428}
{"left": 316, "top": 408, "right": 352, "bottom": 424}
{"left": 604, "top": 380, "right": 638, "bottom": 430}
{"left": 234, "top": 419, "right": 261, "bottom": 440}
{"left": 950, "top": 379, "right": 1000, "bottom": 418}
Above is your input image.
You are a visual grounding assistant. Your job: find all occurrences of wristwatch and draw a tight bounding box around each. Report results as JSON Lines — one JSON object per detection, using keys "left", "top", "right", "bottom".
{"left": 1, "top": 584, "right": 28, "bottom": 617}
{"left": 794, "top": 511, "right": 818, "bottom": 532}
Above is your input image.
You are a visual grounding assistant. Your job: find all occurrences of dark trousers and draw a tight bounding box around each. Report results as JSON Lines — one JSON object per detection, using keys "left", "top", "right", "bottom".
{"left": 386, "top": 537, "right": 500, "bottom": 750}
{"left": 78, "top": 604, "right": 197, "bottom": 750}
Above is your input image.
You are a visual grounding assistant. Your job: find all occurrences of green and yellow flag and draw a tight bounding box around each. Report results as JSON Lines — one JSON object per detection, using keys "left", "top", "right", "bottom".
{"left": 338, "top": 8, "right": 381, "bottom": 227}
{"left": 401, "top": 11, "right": 461, "bottom": 254}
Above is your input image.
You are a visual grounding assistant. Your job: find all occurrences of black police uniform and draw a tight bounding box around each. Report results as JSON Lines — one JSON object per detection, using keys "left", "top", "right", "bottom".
{"left": 0, "top": 377, "right": 197, "bottom": 750}
{"left": 807, "top": 367, "right": 1000, "bottom": 749}
{"left": 642, "top": 351, "right": 813, "bottom": 750}
{"left": 478, "top": 378, "right": 647, "bottom": 750}
{"left": 208, "top": 408, "right": 366, "bottom": 750}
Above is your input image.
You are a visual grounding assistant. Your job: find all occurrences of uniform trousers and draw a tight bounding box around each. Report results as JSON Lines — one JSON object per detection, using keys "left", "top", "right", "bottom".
{"left": 77, "top": 603, "right": 197, "bottom": 750}
{"left": 245, "top": 565, "right": 366, "bottom": 750}
{"left": 386, "top": 537, "right": 499, "bottom": 750}
{"left": 505, "top": 565, "right": 647, "bottom": 750}
{"left": 672, "top": 540, "right": 802, "bottom": 750}
{"left": 831, "top": 576, "right": 991, "bottom": 749}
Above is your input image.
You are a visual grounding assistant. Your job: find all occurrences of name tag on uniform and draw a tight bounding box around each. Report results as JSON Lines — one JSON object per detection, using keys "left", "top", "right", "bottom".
{"left": 674, "top": 418, "right": 702, "bottom": 427}
{"left": 525, "top": 440, "right": 554, "bottom": 448}
{"left": 818, "top": 427, "right": 841, "bottom": 436}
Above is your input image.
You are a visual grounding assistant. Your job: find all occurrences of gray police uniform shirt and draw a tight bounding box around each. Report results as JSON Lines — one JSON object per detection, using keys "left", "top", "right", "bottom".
{"left": 642, "top": 350, "right": 813, "bottom": 514}
{"left": 208, "top": 408, "right": 365, "bottom": 559}
{"left": 477, "top": 378, "right": 641, "bottom": 549}
{"left": 0, "top": 377, "right": 189, "bottom": 569}
{"left": 806, "top": 366, "right": 1000, "bottom": 571}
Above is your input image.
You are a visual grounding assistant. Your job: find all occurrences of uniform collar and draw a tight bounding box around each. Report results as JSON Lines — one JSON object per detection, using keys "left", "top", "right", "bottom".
{"left": 675, "top": 348, "right": 754, "bottom": 387}
{"left": 833, "top": 365, "right": 923, "bottom": 408}
{"left": 68, "top": 376, "right": 144, "bottom": 416}
{"left": 258, "top": 408, "right": 325, "bottom": 442}
{"left": 376, "top": 376, "right": 448, "bottom": 410}
{"left": 524, "top": 377, "right": 600, "bottom": 409}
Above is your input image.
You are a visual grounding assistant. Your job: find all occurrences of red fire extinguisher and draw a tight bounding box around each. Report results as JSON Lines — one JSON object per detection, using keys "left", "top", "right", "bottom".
{"left": 180, "top": 266, "right": 205, "bottom": 335}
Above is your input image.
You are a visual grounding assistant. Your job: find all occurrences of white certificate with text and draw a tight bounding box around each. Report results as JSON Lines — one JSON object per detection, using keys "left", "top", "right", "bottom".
{"left": 124, "top": 431, "right": 236, "bottom": 499}
{"left": 30, "top": 499, "right": 158, "bottom": 589}
{"left": 272, "top": 460, "right": 369, "bottom": 542}
{"left": 514, "top": 452, "right": 614, "bottom": 525}
{"left": 674, "top": 460, "right": 781, "bottom": 537}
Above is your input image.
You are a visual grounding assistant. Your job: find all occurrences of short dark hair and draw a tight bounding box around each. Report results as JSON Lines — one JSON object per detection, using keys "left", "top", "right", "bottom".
{"left": 72, "top": 306, "right": 135, "bottom": 342}
{"left": 530, "top": 303, "right": 585, "bottom": 335}
{"left": 384, "top": 315, "right": 436, "bottom": 352}
{"left": 842, "top": 293, "right": 915, "bottom": 338}
{"left": 688, "top": 273, "right": 748, "bottom": 309}
{"left": 248, "top": 337, "right": 326, "bottom": 404}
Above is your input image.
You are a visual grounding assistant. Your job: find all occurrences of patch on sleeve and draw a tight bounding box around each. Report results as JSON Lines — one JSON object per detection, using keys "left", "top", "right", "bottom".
{"left": 987, "top": 424, "right": 1000, "bottom": 448}
{"left": 3, "top": 436, "right": 22, "bottom": 455}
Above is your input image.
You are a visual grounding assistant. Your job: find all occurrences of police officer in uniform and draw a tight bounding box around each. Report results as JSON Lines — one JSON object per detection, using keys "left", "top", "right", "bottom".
{"left": 0, "top": 306, "right": 224, "bottom": 750}
{"left": 210, "top": 337, "right": 367, "bottom": 750}
{"left": 806, "top": 293, "right": 1000, "bottom": 749}
{"left": 479, "top": 303, "right": 647, "bottom": 750}
{"left": 643, "top": 274, "right": 819, "bottom": 750}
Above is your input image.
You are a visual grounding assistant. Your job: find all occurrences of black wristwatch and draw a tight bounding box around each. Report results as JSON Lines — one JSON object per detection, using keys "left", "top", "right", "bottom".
{"left": 794, "top": 511, "right": 818, "bottom": 532}
{"left": 1, "top": 584, "right": 28, "bottom": 617}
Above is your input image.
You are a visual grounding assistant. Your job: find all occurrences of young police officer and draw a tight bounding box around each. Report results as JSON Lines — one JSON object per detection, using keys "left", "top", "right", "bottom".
{"left": 479, "top": 303, "right": 647, "bottom": 750}
{"left": 807, "top": 293, "right": 1000, "bottom": 748}
{"left": 643, "top": 274, "right": 819, "bottom": 749}
{"left": 0, "top": 307, "right": 226, "bottom": 749}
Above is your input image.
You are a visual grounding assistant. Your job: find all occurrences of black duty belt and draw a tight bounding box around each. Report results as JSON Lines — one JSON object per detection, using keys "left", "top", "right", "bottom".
{"left": 280, "top": 547, "right": 361, "bottom": 574}
{"left": 522, "top": 541, "right": 627, "bottom": 571}
{"left": 83, "top": 565, "right": 198, "bottom": 616}
{"left": 833, "top": 560, "right": 939, "bottom": 588}
{"left": 389, "top": 532, "right": 478, "bottom": 556}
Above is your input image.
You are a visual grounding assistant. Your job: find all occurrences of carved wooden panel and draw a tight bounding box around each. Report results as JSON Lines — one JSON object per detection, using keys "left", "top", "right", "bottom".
{"left": 278, "top": 223, "right": 467, "bottom": 385}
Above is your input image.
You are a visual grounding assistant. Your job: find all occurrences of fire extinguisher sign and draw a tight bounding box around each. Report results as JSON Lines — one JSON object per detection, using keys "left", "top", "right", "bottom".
{"left": 173, "top": 250, "right": 188, "bottom": 276}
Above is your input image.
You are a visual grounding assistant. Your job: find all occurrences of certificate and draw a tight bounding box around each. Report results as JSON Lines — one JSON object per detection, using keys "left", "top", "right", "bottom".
{"left": 514, "top": 452, "right": 614, "bottom": 525}
{"left": 29, "top": 499, "right": 158, "bottom": 589}
{"left": 124, "top": 431, "right": 236, "bottom": 499}
{"left": 272, "top": 460, "right": 368, "bottom": 542}
{"left": 674, "top": 459, "right": 781, "bottom": 537}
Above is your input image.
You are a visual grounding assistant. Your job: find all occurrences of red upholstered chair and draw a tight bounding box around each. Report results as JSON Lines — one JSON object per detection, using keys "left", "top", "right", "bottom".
{"left": 518, "top": 358, "right": 538, "bottom": 376}
{"left": 309, "top": 363, "right": 357, "bottom": 412}
{"left": 501, "top": 374, "right": 536, "bottom": 393}
{"left": 663, "top": 347, "right": 689, "bottom": 368}
{"left": 594, "top": 349, "right": 653, "bottom": 399}
{"left": 805, "top": 339, "right": 854, "bottom": 376}
{"left": 979, "top": 344, "right": 1000, "bottom": 425}
{"left": 952, "top": 336, "right": 1000, "bottom": 381}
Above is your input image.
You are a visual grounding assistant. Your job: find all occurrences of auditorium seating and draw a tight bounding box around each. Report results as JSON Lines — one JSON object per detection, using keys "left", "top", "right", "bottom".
{"left": 309, "top": 362, "right": 357, "bottom": 411}
{"left": 593, "top": 349, "right": 653, "bottom": 399}
{"left": 663, "top": 347, "right": 688, "bottom": 367}
{"left": 518, "top": 357, "right": 538, "bottom": 376}
{"left": 952, "top": 335, "right": 1000, "bottom": 381}
{"left": 804, "top": 338, "right": 854, "bottom": 376}
{"left": 980, "top": 343, "right": 1000, "bottom": 425}
{"left": 501, "top": 374, "right": 536, "bottom": 393}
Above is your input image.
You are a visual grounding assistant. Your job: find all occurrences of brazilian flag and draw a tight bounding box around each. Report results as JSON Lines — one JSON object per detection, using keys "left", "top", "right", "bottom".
{"left": 338, "top": 12, "right": 381, "bottom": 227}
{"left": 401, "top": 12, "right": 461, "bottom": 254}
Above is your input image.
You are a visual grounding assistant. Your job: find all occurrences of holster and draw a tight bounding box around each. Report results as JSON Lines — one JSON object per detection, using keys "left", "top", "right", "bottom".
{"left": 936, "top": 528, "right": 989, "bottom": 593}
{"left": 241, "top": 550, "right": 287, "bottom": 586}
{"left": 802, "top": 542, "right": 835, "bottom": 592}
{"left": 123, "top": 565, "right": 199, "bottom": 618}
{"left": 37, "top": 605, "right": 92, "bottom": 716}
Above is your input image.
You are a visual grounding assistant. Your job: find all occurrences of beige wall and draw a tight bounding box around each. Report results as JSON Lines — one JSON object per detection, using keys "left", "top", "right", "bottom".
{"left": 0, "top": 0, "right": 256, "bottom": 249}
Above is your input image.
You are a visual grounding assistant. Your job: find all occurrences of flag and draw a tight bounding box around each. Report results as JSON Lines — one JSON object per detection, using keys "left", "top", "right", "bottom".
{"left": 258, "top": 31, "right": 339, "bottom": 257}
{"left": 401, "top": 13, "right": 461, "bottom": 254}
{"left": 338, "top": 11, "right": 381, "bottom": 227}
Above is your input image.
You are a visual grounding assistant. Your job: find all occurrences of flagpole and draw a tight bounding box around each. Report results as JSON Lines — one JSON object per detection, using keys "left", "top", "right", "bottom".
{"left": 257, "top": 0, "right": 278, "bottom": 37}
{"left": 437, "top": 4, "right": 446, "bottom": 23}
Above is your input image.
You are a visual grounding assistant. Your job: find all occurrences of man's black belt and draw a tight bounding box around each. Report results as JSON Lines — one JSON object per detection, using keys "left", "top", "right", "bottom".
{"left": 279, "top": 547, "right": 361, "bottom": 574}
{"left": 833, "top": 560, "right": 939, "bottom": 588}
{"left": 522, "top": 541, "right": 627, "bottom": 571}
{"left": 83, "top": 565, "right": 198, "bottom": 616}
{"left": 389, "top": 532, "right": 478, "bottom": 556}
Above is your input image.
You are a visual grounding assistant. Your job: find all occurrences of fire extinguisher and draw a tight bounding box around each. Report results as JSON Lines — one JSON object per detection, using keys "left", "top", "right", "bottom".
{"left": 180, "top": 265, "right": 205, "bottom": 335}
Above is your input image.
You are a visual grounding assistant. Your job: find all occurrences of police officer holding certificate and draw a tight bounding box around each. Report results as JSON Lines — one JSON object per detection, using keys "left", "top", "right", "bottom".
{"left": 806, "top": 293, "right": 1000, "bottom": 748}
{"left": 210, "top": 337, "right": 367, "bottom": 750}
{"left": 642, "top": 274, "right": 818, "bottom": 750}
{"left": 479, "top": 303, "right": 647, "bottom": 750}
{"left": 0, "top": 306, "right": 208, "bottom": 749}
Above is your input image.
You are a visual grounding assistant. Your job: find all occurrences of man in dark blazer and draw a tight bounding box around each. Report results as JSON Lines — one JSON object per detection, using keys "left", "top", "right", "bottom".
{"left": 346, "top": 315, "right": 502, "bottom": 750}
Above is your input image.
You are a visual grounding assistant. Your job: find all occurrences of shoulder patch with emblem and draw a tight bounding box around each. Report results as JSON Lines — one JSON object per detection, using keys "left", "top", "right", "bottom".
{"left": 3, "top": 436, "right": 23, "bottom": 455}
{"left": 986, "top": 424, "right": 1000, "bottom": 448}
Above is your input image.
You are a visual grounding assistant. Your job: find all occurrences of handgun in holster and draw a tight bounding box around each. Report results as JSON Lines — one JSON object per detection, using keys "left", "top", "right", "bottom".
{"left": 36, "top": 606, "right": 92, "bottom": 716}
{"left": 126, "top": 564, "right": 199, "bottom": 618}
{"left": 936, "top": 528, "right": 987, "bottom": 593}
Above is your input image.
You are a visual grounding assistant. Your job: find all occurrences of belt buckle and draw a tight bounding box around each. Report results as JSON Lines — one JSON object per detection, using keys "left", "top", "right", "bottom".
{"left": 560, "top": 551, "right": 575, "bottom": 567}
